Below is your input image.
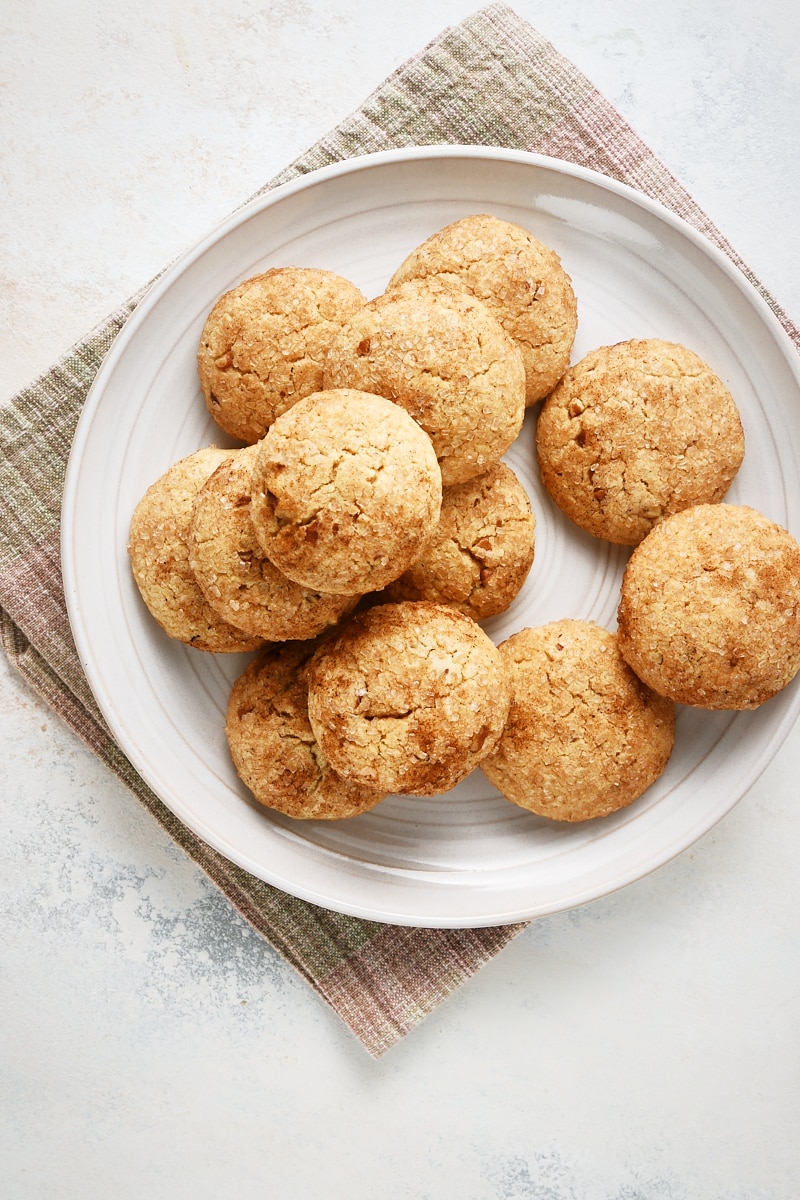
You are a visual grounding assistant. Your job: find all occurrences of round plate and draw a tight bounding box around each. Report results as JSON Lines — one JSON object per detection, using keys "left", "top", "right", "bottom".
{"left": 61, "top": 146, "right": 800, "bottom": 927}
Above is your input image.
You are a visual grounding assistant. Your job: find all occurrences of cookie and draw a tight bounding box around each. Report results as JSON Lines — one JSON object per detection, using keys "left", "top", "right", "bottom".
{"left": 226, "top": 639, "right": 386, "bottom": 819}
{"left": 322, "top": 278, "right": 525, "bottom": 485}
{"left": 387, "top": 213, "right": 577, "bottom": 405}
{"left": 536, "top": 339, "right": 745, "bottom": 545}
{"left": 128, "top": 447, "right": 265, "bottom": 653}
{"left": 306, "top": 601, "right": 512, "bottom": 796}
{"left": 617, "top": 503, "right": 800, "bottom": 709}
{"left": 480, "top": 620, "right": 675, "bottom": 822}
{"left": 383, "top": 462, "right": 535, "bottom": 620}
{"left": 197, "top": 267, "right": 366, "bottom": 443}
{"left": 249, "top": 389, "right": 442, "bottom": 595}
{"left": 188, "top": 443, "right": 360, "bottom": 641}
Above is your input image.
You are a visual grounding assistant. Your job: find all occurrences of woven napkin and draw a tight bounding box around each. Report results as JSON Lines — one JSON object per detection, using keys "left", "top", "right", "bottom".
{"left": 2, "top": 3, "right": 798, "bottom": 1058}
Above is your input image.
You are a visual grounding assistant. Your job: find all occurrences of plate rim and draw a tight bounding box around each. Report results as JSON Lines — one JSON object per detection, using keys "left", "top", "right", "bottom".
{"left": 65, "top": 145, "right": 800, "bottom": 443}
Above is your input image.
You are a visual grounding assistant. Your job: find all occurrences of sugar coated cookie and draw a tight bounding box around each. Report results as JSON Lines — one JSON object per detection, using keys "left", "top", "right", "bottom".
{"left": 384, "top": 462, "right": 535, "bottom": 620}
{"left": 480, "top": 620, "right": 675, "bottom": 821}
{"left": 387, "top": 213, "right": 577, "bottom": 405}
{"left": 617, "top": 503, "right": 800, "bottom": 709}
{"left": 306, "top": 601, "right": 512, "bottom": 796}
{"left": 249, "top": 389, "right": 442, "bottom": 595}
{"left": 197, "top": 267, "right": 366, "bottom": 443}
{"left": 226, "top": 639, "right": 386, "bottom": 819}
{"left": 128, "top": 447, "right": 264, "bottom": 653}
{"left": 188, "top": 444, "right": 359, "bottom": 641}
{"left": 322, "top": 278, "right": 525, "bottom": 485}
{"left": 536, "top": 339, "right": 745, "bottom": 545}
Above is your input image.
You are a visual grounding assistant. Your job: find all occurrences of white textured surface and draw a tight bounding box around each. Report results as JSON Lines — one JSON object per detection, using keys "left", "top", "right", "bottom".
{"left": 2, "top": 3, "right": 799, "bottom": 1197}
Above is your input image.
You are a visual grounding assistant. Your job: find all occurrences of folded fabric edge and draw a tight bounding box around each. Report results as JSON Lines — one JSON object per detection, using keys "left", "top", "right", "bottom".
{"left": 316, "top": 918, "right": 528, "bottom": 1057}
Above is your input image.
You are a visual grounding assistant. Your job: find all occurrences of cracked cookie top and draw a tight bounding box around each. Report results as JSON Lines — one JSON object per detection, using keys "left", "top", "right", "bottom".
{"left": 188, "top": 443, "right": 360, "bottom": 641}
{"left": 226, "top": 638, "right": 387, "bottom": 819}
{"left": 536, "top": 338, "right": 745, "bottom": 545}
{"left": 387, "top": 213, "right": 577, "bottom": 406}
{"left": 249, "top": 389, "right": 442, "bottom": 595}
{"left": 617, "top": 503, "right": 800, "bottom": 709}
{"left": 128, "top": 447, "right": 265, "bottom": 653}
{"left": 480, "top": 620, "right": 675, "bottom": 822}
{"left": 306, "top": 601, "right": 512, "bottom": 796}
{"left": 322, "top": 278, "right": 526, "bottom": 486}
{"left": 197, "top": 267, "right": 366, "bottom": 443}
{"left": 383, "top": 462, "right": 535, "bottom": 621}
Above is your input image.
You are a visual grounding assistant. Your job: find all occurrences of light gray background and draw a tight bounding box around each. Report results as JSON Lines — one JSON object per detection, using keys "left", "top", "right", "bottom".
{"left": 2, "top": 3, "right": 799, "bottom": 1197}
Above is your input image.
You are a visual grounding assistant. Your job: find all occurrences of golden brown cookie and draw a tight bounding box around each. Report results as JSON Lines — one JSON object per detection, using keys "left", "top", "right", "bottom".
{"left": 226, "top": 639, "right": 386, "bottom": 819}
{"left": 617, "top": 503, "right": 800, "bottom": 709}
{"left": 383, "top": 462, "right": 535, "bottom": 620}
{"left": 306, "top": 601, "right": 512, "bottom": 796}
{"left": 322, "top": 278, "right": 525, "bottom": 486}
{"left": 197, "top": 267, "right": 366, "bottom": 443}
{"left": 480, "top": 620, "right": 675, "bottom": 821}
{"left": 128, "top": 447, "right": 265, "bottom": 653}
{"left": 188, "top": 444, "right": 360, "bottom": 641}
{"left": 249, "top": 389, "right": 442, "bottom": 595}
{"left": 536, "top": 339, "right": 745, "bottom": 545}
{"left": 387, "top": 213, "right": 577, "bottom": 405}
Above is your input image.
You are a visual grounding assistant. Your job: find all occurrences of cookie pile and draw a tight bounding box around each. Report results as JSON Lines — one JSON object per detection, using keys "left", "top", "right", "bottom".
{"left": 128, "top": 212, "right": 800, "bottom": 827}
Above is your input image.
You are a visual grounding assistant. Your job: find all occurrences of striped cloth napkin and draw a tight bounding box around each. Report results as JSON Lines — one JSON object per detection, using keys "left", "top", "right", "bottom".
{"left": 2, "top": 3, "right": 797, "bottom": 1057}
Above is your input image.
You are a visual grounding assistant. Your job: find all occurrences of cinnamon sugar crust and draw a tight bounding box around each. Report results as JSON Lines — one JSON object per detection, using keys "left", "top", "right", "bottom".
{"left": 249, "top": 389, "right": 442, "bottom": 595}
{"left": 536, "top": 339, "right": 745, "bottom": 545}
{"left": 188, "top": 443, "right": 359, "bottom": 641}
{"left": 387, "top": 213, "right": 577, "bottom": 405}
{"left": 481, "top": 620, "right": 675, "bottom": 821}
{"left": 323, "top": 278, "right": 525, "bottom": 485}
{"left": 197, "top": 267, "right": 366, "bottom": 443}
{"left": 226, "top": 639, "right": 386, "bottom": 819}
{"left": 128, "top": 447, "right": 265, "bottom": 653}
{"left": 306, "top": 601, "right": 512, "bottom": 796}
{"left": 617, "top": 503, "right": 800, "bottom": 709}
{"left": 384, "top": 462, "right": 535, "bottom": 620}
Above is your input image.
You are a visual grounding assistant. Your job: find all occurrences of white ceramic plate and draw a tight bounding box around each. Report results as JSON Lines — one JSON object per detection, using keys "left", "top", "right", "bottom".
{"left": 62, "top": 146, "right": 800, "bottom": 928}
